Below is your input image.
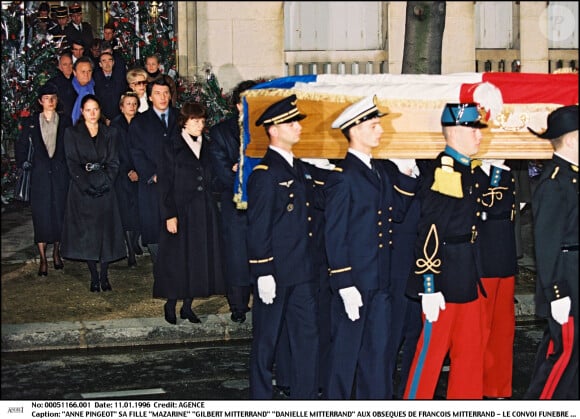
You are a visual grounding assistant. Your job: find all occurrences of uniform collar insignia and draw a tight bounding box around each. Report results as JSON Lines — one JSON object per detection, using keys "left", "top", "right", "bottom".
{"left": 444, "top": 145, "right": 470, "bottom": 166}
{"left": 278, "top": 180, "right": 294, "bottom": 188}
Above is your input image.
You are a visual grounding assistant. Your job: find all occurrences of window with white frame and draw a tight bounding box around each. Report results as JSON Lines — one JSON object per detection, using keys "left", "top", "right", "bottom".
{"left": 475, "top": 2, "right": 514, "bottom": 49}
{"left": 547, "top": 1, "right": 578, "bottom": 49}
{"left": 284, "top": 1, "right": 384, "bottom": 51}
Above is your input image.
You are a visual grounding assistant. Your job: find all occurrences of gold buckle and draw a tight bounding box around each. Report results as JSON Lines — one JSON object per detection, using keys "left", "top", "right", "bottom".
{"left": 470, "top": 229, "right": 478, "bottom": 243}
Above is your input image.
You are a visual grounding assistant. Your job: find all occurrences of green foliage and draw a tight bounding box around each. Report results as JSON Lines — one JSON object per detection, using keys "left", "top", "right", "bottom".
{"left": 108, "top": 1, "right": 177, "bottom": 76}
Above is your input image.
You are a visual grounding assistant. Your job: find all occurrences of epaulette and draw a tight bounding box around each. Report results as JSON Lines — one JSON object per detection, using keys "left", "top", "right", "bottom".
{"left": 333, "top": 167, "right": 343, "bottom": 172}
{"left": 254, "top": 164, "right": 269, "bottom": 171}
{"left": 431, "top": 155, "right": 463, "bottom": 198}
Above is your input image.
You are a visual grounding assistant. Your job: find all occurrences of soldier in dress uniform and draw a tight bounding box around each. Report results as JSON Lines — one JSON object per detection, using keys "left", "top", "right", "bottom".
{"left": 322, "top": 96, "right": 419, "bottom": 399}
{"left": 525, "top": 105, "right": 578, "bottom": 399}
{"left": 49, "top": 6, "right": 70, "bottom": 52}
{"left": 246, "top": 95, "right": 329, "bottom": 399}
{"left": 477, "top": 158, "right": 518, "bottom": 399}
{"left": 404, "top": 102, "right": 488, "bottom": 400}
{"left": 64, "top": 3, "right": 94, "bottom": 57}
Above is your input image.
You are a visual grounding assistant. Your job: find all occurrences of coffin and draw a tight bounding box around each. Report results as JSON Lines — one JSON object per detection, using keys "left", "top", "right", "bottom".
{"left": 241, "top": 72, "right": 578, "bottom": 160}
{"left": 234, "top": 72, "right": 578, "bottom": 208}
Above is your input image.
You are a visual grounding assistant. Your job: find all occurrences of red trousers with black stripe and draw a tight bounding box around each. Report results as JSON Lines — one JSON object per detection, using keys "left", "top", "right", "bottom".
{"left": 481, "top": 276, "right": 515, "bottom": 398}
{"left": 404, "top": 298, "right": 484, "bottom": 399}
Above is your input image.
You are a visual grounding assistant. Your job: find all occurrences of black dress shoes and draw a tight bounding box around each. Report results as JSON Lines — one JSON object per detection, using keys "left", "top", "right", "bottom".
{"left": 230, "top": 311, "right": 246, "bottom": 323}
{"left": 100, "top": 277, "right": 112, "bottom": 292}
{"left": 38, "top": 260, "right": 48, "bottom": 276}
{"left": 53, "top": 255, "right": 64, "bottom": 270}
{"left": 180, "top": 307, "right": 201, "bottom": 323}
{"left": 164, "top": 302, "right": 177, "bottom": 325}
{"left": 90, "top": 281, "right": 100, "bottom": 292}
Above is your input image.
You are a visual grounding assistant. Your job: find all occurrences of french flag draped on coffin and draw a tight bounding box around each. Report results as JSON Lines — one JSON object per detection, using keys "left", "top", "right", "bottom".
{"left": 234, "top": 72, "right": 578, "bottom": 208}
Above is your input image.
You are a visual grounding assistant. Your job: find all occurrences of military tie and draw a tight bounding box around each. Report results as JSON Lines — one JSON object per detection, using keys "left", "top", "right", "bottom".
{"left": 371, "top": 160, "right": 381, "bottom": 180}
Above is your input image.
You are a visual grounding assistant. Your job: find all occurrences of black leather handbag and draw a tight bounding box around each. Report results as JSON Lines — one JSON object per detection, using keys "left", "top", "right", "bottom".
{"left": 14, "top": 136, "right": 33, "bottom": 202}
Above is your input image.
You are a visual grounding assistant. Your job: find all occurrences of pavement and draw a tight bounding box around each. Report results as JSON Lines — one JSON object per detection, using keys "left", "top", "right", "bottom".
{"left": 1, "top": 202, "right": 538, "bottom": 353}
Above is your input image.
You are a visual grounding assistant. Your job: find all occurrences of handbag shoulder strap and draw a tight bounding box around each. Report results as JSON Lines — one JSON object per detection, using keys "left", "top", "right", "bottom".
{"left": 27, "top": 135, "right": 34, "bottom": 160}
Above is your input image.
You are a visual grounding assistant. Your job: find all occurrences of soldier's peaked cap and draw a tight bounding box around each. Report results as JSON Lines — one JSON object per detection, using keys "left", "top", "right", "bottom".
{"left": 255, "top": 94, "right": 307, "bottom": 127}
{"left": 331, "top": 95, "right": 386, "bottom": 130}
{"left": 55, "top": 6, "right": 69, "bottom": 18}
{"left": 69, "top": 4, "right": 82, "bottom": 14}
{"left": 441, "top": 103, "right": 487, "bottom": 128}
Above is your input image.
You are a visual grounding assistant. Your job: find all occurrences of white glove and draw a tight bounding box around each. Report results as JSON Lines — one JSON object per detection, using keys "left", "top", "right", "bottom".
{"left": 389, "top": 158, "right": 419, "bottom": 178}
{"left": 551, "top": 296, "right": 571, "bottom": 325}
{"left": 338, "top": 286, "right": 363, "bottom": 321}
{"left": 257, "top": 275, "right": 276, "bottom": 304}
{"left": 482, "top": 159, "right": 510, "bottom": 172}
{"left": 300, "top": 158, "right": 335, "bottom": 170}
{"left": 419, "top": 292, "right": 446, "bottom": 323}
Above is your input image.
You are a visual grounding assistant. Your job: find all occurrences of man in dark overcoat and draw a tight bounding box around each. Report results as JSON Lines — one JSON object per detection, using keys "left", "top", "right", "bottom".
{"left": 128, "top": 78, "right": 178, "bottom": 264}
{"left": 525, "top": 105, "right": 578, "bottom": 399}
{"left": 322, "top": 96, "right": 418, "bottom": 400}
{"left": 47, "top": 52, "right": 77, "bottom": 120}
{"left": 246, "top": 95, "right": 328, "bottom": 399}
{"left": 93, "top": 51, "right": 128, "bottom": 124}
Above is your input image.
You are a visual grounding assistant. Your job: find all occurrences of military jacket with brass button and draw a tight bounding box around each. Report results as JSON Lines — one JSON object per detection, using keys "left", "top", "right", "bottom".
{"left": 324, "top": 153, "right": 418, "bottom": 292}
{"left": 532, "top": 154, "right": 579, "bottom": 319}
{"left": 406, "top": 150, "right": 484, "bottom": 303}
{"left": 247, "top": 148, "right": 329, "bottom": 287}
{"left": 476, "top": 163, "right": 518, "bottom": 278}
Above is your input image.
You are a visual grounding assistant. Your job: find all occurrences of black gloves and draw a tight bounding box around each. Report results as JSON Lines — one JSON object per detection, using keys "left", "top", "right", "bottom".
{"left": 85, "top": 184, "right": 110, "bottom": 198}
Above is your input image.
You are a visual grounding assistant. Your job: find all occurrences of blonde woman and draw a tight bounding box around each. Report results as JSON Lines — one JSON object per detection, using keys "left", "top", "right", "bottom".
{"left": 126, "top": 67, "right": 149, "bottom": 112}
{"left": 110, "top": 92, "right": 143, "bottom": 266}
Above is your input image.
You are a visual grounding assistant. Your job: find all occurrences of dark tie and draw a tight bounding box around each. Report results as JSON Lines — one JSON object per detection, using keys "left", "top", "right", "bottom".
{"left": 371, "top": 160, "right": 381, "bottom": 180}
{"left": 105, "top": 75, "right": 111, "bottom": 81}
{"left": 160, "top": 113, "right": 167, "bottom": 128}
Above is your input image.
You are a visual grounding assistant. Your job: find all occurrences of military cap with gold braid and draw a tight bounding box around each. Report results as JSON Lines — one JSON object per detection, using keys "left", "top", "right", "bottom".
{"left": 331, "top": 95, "right": 386, "bottom": 131}
{"left": 255, "top": 94, "right": 307, "bottom": 127}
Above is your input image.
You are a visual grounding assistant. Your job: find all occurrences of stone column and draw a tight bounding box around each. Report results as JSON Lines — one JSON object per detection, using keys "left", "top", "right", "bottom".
{"left": 519, "top": 2, "right": 549, "bottom": 73}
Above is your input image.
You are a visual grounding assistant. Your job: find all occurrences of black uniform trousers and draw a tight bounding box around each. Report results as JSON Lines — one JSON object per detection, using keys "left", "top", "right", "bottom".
{"left": 250, "top": 281, "right": 319, "bottom": 399}
{"left": 324, "top": 288, "right": 392, "bottom": 399}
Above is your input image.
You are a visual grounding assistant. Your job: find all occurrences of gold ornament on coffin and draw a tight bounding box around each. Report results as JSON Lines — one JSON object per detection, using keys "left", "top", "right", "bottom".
{"left": 494, "top": 111, "right": 529, "bottom": 132}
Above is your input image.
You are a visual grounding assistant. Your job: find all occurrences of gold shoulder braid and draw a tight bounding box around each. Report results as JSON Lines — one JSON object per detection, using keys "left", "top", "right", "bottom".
{"left": 431, "top": 156, "right": 463, "bottom": 198}
{"left": 254, "top": 164, "right": 269, "bottom": 171}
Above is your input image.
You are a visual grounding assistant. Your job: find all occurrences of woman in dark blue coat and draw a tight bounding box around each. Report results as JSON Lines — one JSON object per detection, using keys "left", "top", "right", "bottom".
{"left": 15, "top": 83, "right": 72, "bottom": 276}
{"left": 110, "top": 92, "right": 143, "bottom": 266}
{"left": 61, "top": 95, "right": 126, "bottom": 292}
{"left": 153, "top": 102, "right": 225, "bottom": 324}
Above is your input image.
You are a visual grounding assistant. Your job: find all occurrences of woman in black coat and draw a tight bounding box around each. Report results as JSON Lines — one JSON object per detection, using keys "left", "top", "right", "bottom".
{"left": 61, "top": 94, "right": 126, "bottom": 292}
{"left": 153, "top": 102, "right": 225, "bottom": 324}
{"left": 110, "top": 92, "right": 143, "bottom": 267}
{"left": 15, "top": 83, "right": 72, "bottom": 276}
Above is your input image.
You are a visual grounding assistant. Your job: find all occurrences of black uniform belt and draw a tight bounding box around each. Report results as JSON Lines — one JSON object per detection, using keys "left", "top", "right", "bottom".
{"left": 561, "top": 244, "right": 579, "bottom": 252}
{"left": 443, "top": 231, "right": 477, "bottom": 244}
{"left": 84, "top": 163, "right": 105, "bottom": 172}
{"left": 484, "top": 211, "right": 512, "bottom": 220}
